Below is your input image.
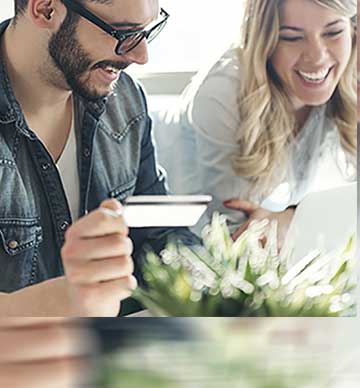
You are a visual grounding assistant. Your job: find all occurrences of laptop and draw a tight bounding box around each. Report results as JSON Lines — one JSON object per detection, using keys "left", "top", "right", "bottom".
{"left": 283, "top": 183, "right": 356, "bottom": 265}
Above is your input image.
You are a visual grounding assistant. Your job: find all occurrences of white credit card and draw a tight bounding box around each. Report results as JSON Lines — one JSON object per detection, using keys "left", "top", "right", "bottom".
{"left": 123, "top": 195, "right": 212, "bottom": 228}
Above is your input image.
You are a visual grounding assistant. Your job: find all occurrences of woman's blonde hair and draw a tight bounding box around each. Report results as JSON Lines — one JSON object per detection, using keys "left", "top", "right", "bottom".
{"left": 233, "top": 0, "right": 356, "bottom": 199}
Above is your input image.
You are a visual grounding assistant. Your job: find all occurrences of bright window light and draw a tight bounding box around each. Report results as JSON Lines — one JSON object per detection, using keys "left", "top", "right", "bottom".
{"left": 0, "top": 1, "right": 14, "bottom": 19}
{"left": 131, "top": 0, "right": 245, "bottom": 74}
{"left": 0, "top": 1, "right": 244, "bottom": 73}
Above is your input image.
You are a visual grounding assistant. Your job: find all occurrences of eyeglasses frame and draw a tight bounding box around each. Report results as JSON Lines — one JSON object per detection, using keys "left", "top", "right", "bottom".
{"left": 61, "top": 0, "right": 170, "bottom": 55}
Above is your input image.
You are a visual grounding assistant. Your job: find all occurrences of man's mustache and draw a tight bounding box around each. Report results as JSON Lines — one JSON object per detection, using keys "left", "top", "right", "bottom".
{"left": 92, "top": 61, "right": 131, "bottom": 71}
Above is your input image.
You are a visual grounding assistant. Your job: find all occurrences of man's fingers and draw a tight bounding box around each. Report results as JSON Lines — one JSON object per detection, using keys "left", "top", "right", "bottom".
{"left": 0, "top": 358, "right": 88, "bottom": 388}
{"left": 224, "top": 198, "right": 258, "bottom": 215}
{"left": 59, "top": 199, "right": 138, "bottom": 316}
{"left": 62, "top": 234, "right": 133, "bottom": 262}
{"left": 0, "top": 326, "right": 92, "bottom": 363}
{"left": 0, "top": 318, "right": 69, "bottom": 329}
{"left": 100, "top": 198, "right": 123, "bottom": 212}
{"left": 66, "top": 200, "right": 128, "bottom": 239}
{"left": 78, "top": 275, "right": 137, "bottom": 307}
{"left": 95, "top": 276, "right": 138, "bottom": 299}
{"left": 65, "top": 256, "right": 134, "bottom": 285}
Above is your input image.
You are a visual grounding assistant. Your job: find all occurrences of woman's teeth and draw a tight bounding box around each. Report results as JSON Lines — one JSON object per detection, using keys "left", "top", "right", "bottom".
{"left": 298, "top": 68, "right": 331, "bottom": 83}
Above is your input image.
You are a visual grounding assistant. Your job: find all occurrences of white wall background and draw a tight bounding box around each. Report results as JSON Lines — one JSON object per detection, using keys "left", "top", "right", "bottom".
{"left": 133, "top": 0, "right": 244, "bottom": 72}
{"left": 0, "top": 1, "right": 244, "bottom": 72}
{"left": 0, "top": 0, "right": 14, "bottom": 19}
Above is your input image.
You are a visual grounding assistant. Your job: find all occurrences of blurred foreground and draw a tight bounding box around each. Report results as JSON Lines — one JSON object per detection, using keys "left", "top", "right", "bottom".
{"left": 0, "top": 318, "right": 358, "bottom": 387}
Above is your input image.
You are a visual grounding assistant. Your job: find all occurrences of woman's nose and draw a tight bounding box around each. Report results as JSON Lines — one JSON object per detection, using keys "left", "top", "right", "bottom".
{"left": 302, "top": 38, "right": 329, "bottom": 65}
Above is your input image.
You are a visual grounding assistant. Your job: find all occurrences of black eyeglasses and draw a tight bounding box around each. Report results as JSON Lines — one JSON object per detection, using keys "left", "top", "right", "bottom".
{"left": 61, "top": 0, "right": 169, "bottom": 55}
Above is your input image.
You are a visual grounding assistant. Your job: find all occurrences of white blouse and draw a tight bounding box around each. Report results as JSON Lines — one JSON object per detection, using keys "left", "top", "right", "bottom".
{"left": 153, "top": 47, "right": 355, "bottom": 234}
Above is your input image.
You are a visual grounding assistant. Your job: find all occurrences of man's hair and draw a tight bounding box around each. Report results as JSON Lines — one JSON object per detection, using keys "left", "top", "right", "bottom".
{"left": 14, "top": 0, "right": 27, "bottom": 16}
{"left": 14, "top": 0, "right": 112, "bottom": 19}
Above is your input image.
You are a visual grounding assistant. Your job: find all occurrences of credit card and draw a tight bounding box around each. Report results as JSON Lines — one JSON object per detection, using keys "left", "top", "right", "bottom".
{"left": 123, "top": 195, "right": 212, "bottom": 227}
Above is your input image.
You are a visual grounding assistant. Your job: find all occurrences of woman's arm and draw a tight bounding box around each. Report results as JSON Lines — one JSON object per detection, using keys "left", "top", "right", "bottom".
{"left": 188, "top": 72, "right": 251, "bottom": 231}
{"left": 186, "top": 69, "right": 296, "bottom": 245}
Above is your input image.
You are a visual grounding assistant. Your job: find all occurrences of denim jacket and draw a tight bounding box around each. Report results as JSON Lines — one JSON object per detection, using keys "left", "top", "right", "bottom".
{"left": 0, "top": 19, "right": 197, "bottom": 299}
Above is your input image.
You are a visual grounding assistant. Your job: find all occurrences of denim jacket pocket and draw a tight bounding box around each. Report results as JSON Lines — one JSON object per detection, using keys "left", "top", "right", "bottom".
{"left": 109, "top": 177, "right": 137, "bottom": 202}
{"left": 0, "top": 218, "right": 43, "bottom": 292}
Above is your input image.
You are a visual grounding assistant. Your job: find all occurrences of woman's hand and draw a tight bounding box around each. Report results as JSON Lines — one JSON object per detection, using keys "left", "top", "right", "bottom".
{"left": 224, "top": 198, "right": 295, "bottom": 250}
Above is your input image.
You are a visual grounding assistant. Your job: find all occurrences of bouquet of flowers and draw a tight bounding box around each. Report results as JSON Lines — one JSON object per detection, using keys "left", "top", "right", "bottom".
{"left": 96, "top": 319, "right": 335, "bottom": 388}
{"left": 98, "top": 342, "right": 316, "bottom": 388}
{"left": 134, "top": 213, "right": 356, "bottom": 316}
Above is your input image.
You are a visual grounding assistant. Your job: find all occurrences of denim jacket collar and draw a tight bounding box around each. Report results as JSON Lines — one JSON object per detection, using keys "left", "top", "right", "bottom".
{"left": 0, "top": 20, "right": 21, "bottom": 124}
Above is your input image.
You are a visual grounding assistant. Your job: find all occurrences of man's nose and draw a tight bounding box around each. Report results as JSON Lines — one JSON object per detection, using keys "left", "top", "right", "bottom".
{"left": 123, "top": 39, "right": 149, "bottom": 65}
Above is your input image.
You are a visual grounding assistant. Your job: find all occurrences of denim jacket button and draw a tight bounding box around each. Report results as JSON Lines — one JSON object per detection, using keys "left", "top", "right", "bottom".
{"left": 83, "top": 148, "right": 90, "bottom": 158}
{"left": 59, "top": 221, "right": 70, "bottom": 231}
{"left": 42, "top": 163, "right": 50, "bottom": 171}
{"left": 8, "top": 240, "right": 19, "bottom": 249}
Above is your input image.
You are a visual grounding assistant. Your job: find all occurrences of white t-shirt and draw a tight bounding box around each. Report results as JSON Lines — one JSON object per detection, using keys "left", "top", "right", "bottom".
{"left": 153, "top": 46, "right": 356, "bottom": 234}
{"left": 56, "top": 110, "right": 80, "bottom": 222}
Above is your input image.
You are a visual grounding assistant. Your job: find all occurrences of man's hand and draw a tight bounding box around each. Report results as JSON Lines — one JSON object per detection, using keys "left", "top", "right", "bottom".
{"left": 224, "top": 198, "right": 295, "bottom": 250}
{"left": 0, "top": 318, "right": 95, "bottom": 388}
{"left": 61, "top": 199, "right": 137, "bottom": 317}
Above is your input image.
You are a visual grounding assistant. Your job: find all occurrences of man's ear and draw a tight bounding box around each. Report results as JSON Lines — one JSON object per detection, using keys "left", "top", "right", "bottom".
{"left": 26, "top": 0, "right": 66, "bottom": 29}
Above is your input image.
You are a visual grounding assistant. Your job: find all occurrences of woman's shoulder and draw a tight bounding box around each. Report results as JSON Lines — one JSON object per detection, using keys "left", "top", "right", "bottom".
{"left": 178, "top": 46, "right": 242, "bottom": 138}
{"left": 208, "top": 46, "right": 242, "bottom": 79}
{"left": 187, "top": 46, "right": 242, "bottom": 99}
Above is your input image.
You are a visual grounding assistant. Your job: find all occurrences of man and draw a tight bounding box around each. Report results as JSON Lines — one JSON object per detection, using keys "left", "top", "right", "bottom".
{"left": 0, "top": 0, "right": 196, "bottom": 316}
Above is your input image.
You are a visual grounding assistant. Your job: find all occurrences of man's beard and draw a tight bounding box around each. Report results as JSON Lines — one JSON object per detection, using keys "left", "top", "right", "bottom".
{"left": 48, "top": 14, "right": 130, "bottom": 101}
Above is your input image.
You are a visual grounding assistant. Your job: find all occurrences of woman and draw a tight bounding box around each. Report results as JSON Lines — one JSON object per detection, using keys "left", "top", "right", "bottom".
{"left": 155, "top": 0, "right": 357, "bottom": 247}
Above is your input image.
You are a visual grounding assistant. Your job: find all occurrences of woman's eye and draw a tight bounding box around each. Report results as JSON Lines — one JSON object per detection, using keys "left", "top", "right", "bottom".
{"left": 279, "top": 36, "right": 302, "bottom": 42}
{"left": 325, "top": 29, "right": 344, "bottom": 37}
